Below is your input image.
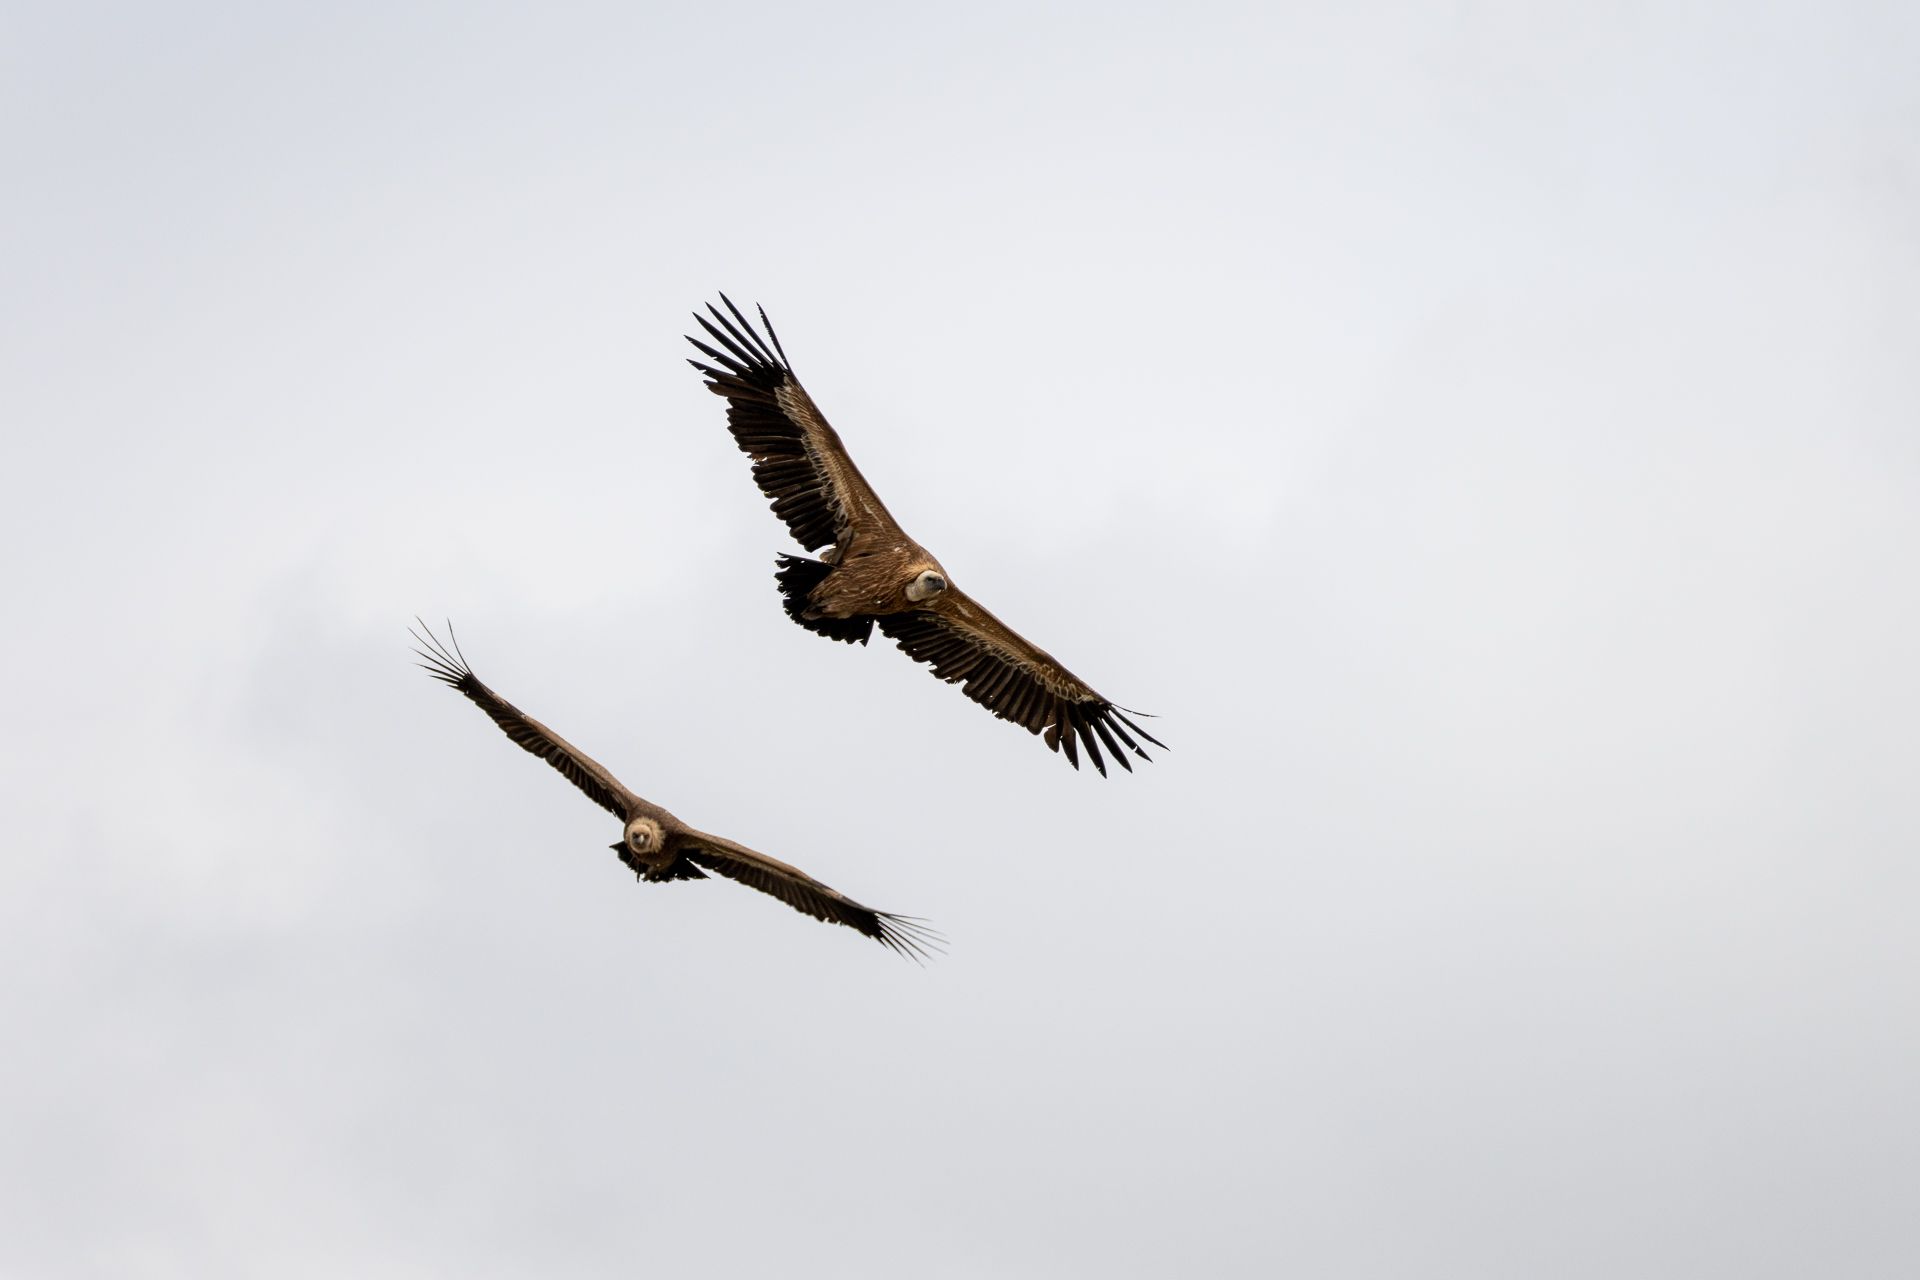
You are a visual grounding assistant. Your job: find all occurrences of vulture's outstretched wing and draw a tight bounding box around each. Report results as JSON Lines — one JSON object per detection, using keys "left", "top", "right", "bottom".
{"left": 685, "top": 295, "right": 901, "bottom": 552}
{"left": 875, "top": 590, "right": 1165, "bottom": 777}
{"left": 412, "top": 622, "right": 635, "bottom": 822}
{"left": 679, "top": 830, "right": 943, "bottom": 962}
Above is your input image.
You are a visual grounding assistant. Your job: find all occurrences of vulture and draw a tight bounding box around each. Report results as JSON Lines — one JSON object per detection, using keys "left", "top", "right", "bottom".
{"left": 686, "top": 296, "right": 1165, "bottom": 776}
{"left": 411, "top": 622, "right": 938, "bottom": 960}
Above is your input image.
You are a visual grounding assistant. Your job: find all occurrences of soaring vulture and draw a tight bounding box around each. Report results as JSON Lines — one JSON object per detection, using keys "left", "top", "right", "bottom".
{"left": 686, "top": 296, "right": 1164, "bottom": 776}
{"left": 411, "top": 622, "right": 938, "bottom": 960}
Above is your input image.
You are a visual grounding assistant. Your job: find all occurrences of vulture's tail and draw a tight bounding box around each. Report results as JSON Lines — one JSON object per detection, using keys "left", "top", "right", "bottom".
{"left": 774, "top": 555, "right": 874, "bottom": 646}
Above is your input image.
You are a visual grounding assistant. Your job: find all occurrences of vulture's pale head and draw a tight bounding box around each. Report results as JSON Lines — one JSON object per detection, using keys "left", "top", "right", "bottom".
{"left": 621, "top": 816, "right": 664, "bottom": 858}
{"left": 905, "top": 568, "right": 949, "bottom": 603}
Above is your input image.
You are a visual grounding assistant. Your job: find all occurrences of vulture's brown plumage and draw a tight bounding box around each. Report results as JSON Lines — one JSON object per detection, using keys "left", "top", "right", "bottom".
{"left": 686, "top": 296, "right": 1164, "bottom": 776}
{"left": 412, "top": 622, "right": 938, "bottom": 960}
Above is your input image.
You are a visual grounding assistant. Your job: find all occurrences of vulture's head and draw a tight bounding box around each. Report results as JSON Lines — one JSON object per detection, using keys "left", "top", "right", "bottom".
{"left": 616, "top": 816, "right": 664, "bottom": 859}
{"left": 905, "top": 567, "right": 949, "bottom": 603}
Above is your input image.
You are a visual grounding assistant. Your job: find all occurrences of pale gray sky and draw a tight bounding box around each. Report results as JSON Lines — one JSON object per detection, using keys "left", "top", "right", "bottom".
{"left": 4, "top": 2, "right": 1918, "bottom": 1276}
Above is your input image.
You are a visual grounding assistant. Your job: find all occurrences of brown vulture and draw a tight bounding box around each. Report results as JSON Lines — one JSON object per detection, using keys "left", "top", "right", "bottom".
{"left": 411, "top": 622, "right": 939, "bottom": 960}
{"left": 686, "top": 296, "right": 1164, "bottom": 776}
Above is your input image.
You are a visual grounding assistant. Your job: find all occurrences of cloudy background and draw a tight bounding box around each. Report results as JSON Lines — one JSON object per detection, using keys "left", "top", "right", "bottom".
{"left": 5, "top": 2, "right": 1918, "bottom": 1275}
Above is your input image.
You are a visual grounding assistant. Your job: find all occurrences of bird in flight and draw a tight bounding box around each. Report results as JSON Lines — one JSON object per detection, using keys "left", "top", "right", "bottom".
{"left": 411, "top": 622, "right": 939, "bottom": 960}
{"left": 686, "top": 296, "right": 1165, "bottom": 776}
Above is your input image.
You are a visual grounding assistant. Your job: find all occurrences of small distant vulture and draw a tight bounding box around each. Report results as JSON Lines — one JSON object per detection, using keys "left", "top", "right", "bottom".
{"left": 686, "top": 296, "right": 1164, "bottom": 776}
{"left": 411, "top": 623, "right": 938, "bottom": 960}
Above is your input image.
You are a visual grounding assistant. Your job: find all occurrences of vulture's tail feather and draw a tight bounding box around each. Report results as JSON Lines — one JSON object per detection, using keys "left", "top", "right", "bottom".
{"left": 774, "top": 555, "right": 873, "bottom": 646}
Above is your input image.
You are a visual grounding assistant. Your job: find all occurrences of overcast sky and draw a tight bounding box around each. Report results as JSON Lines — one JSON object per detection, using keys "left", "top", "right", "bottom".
{"left": 4, "top": 2, "right": 1918, "bottom": 1276}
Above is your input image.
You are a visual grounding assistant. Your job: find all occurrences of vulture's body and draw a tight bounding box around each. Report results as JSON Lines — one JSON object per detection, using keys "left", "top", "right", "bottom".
{"left": 412, "top": 624, "right": 936, "bottom": 960}
{"left": 687, "top": 296, "right": 1164, "bottom": 776}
